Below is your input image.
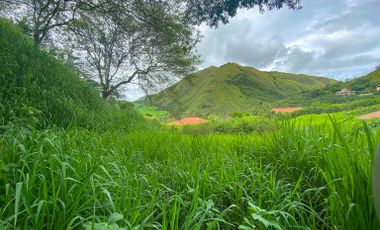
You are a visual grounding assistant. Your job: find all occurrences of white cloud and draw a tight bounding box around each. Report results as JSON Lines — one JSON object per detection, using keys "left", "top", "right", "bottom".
{"left": 197, "top": 0, "right": 380, "bottom": 80}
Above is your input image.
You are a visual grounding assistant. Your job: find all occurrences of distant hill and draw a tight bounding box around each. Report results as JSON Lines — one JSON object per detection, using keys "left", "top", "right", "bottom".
{"left": 344, "top": 68, "right": 380, "bottom": 91}
{"left": 287, "top": 68, "right": 380, "bottom": 105}
{"left": 143, "top": 63, "right": 337, "bottom": 116}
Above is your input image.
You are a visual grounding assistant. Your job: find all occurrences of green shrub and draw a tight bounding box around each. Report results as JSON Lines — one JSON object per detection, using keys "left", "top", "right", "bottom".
{"left": 182, "top": 115, "right": 278, "bottom": 135}
{"left": 231, "top": 112, "right": 250, "bottom": 119}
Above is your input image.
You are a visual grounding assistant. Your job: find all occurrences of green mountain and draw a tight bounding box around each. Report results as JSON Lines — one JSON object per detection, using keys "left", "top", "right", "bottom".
{"left": 342, "top": 68, "right": 380, "bottom": 92}
{"left": 288, "top": 68, "right": 380, "bottom": 105}
{"left": 146, "top": 63, "right": 337, "bottom": 116}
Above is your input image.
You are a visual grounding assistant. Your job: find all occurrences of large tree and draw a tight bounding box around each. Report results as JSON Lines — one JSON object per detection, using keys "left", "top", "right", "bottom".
{"left": 1, "top": 0, "right": 302, "bottom": 44}
{"left": 1, "top": 0, "right": 99, "bottom": 45}
{"left": 69, "top": 0, "right": 200, "bottom": 98}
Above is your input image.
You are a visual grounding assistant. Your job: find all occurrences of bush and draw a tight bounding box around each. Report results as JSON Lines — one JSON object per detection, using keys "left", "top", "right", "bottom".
{"left": 182, "top": 115, "right": 278, "bottom": 135}
{"left": 231, "top": 112, "right": 249, "bottom": 119}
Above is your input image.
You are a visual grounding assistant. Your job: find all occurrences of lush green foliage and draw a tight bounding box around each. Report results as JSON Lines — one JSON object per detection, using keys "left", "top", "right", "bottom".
{"left": 144, "top": 62, "right": 336, "bottom": 116}
{"left": 0, "top": 18, "right": 145, "bottom": 131}
{"left": 286, "top": 68, "right": 380, "bottom": 105}
{"left": 1, "top": 115, "right": 379, "bottom": 229}
{"left": 185, "top": 0, "right": 301, "bottom": 26}
{"left": 134, "top": 103, "right": 171, "bottom": 121}
{"left": 282, "top": 98, "right": 380, "bottom": 118}
{"left": 1, "top": 18, "right": 380, "bottom": 229}
{"left": 181, "top": 115, "right": 278, "bottom": 135}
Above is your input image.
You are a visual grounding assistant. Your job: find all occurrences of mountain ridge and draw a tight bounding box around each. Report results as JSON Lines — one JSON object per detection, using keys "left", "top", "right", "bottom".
{"left": 287, "top": 68, "right": 380, "bottom": 104}
{"left": 142, "top": 63, "right": 338, "bottom": 116}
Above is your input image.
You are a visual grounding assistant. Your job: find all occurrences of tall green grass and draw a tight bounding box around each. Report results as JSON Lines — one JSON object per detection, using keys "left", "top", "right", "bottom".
{"left": 1, "top": 117, "right": 378, "bottom": 229}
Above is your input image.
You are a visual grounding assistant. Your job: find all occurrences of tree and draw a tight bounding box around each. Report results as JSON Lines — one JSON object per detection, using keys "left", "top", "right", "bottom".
{"left": 184, "top": 0, "right": 302, "bottom": 26}
{"left": 69, "top": 1, "right": 200, "bottom": 98}
{"left": 0, "top": 2, "right": 6, "bottom": 11}
{"left": 1, "top": 0, "right": 99, "bottom": 45}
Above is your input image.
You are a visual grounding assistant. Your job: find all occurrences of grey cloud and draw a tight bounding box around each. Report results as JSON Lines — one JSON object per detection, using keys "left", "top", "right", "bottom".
{"left": 273, "top": 46, "right": 316, "bottom": 73}
{"left": 197, "top": 0, "right": 380, "bottom": 80}
{"left": 198, "top": 17, "right": 285, "bottom": 68}
{"left": 224, "top": 36, "right": 284, "bottom": 68}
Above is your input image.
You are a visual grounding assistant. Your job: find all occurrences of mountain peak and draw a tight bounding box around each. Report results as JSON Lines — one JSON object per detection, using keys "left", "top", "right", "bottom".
{"left": 147, "top": 64, "right": 337, "bottom": 116}
{"left": 218, "top": 62, "right": 245, "bottom": 69}
{"left": 218, "top": 63, "right": 262, "bottom": 73}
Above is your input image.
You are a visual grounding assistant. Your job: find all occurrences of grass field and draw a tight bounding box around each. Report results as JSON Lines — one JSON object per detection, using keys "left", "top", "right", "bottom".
{"left": 1, "top": 114, "right": 379, "bottom": 229}
{"left": 134, "top": 104, "right": 171, "bottom": 120}
{"left": 1, "top": 18, "right": 380, "bottom": 229}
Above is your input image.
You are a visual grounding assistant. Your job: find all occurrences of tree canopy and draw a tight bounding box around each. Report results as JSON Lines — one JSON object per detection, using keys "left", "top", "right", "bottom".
{"left": 68, "top": 0, "right": 200, "bottom": 98}
{"left": 185, "top": 0, "right": 302, "bottom": 26}
{"left": 1, "top": 0, "right": 100, "bottom": 45}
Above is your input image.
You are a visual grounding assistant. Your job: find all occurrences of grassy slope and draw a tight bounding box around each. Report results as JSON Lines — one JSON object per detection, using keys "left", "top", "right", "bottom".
{"left": 1, "top": 18, "right": 379, "bottom": 230}
{"left": 342, "top": 68, "right": 380, "bottom": 92}
{"left": 0, "top": 18, "right": 143, "bottom": 131}
{"left": 286, "top": 68, "right": 380, "bottom": 105}
{"left": 146, "top": 63, "right": 337, "bottom": 116}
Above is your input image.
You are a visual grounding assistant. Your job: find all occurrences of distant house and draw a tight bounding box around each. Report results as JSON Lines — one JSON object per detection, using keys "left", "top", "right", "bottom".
{"left": 336, "top": 88, "right": 355, "bottom": 96}
{"left": 376, "top": 86, "right": 380, "bottom": 91}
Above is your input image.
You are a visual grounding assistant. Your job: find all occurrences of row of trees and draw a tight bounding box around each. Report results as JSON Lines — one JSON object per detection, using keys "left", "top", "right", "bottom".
{"left": 1, "top": 0, "right": 301, "bottom": 98}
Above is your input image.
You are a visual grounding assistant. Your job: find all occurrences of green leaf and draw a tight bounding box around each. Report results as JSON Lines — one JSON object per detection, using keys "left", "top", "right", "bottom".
{"left": 108, "top": 212, "right": 124, "bottom": 225}
{"left": 252, "top": 214, "right": 282, "bottom": 230}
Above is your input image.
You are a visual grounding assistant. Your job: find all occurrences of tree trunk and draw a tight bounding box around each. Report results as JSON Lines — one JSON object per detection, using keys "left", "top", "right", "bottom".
{"left": 101, "top": 90, "right": 110, "bottom": 98}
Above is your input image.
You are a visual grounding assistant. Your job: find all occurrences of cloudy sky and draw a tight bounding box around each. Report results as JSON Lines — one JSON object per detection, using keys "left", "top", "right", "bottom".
{"left": 126, "top": 0, "right": 380, "bottom": 100}
{"left": 198, "top": 0, "right": 380, "bottom": 80}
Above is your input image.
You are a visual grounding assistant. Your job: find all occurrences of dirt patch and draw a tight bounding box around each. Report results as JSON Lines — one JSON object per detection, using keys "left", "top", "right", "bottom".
{"left": 359, "top": 110, "right": 380, "bottom": 120}
{"left": 168, "top": 117, "right": 208, "bottom": 126}
{"left": 271, "top": 107, "right": 303, "bottom": 113}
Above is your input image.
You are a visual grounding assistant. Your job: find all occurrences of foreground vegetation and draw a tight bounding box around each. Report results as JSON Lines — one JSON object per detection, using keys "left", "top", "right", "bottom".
{"left": 1, "top": 18, "right": 379, "bottom": 229}
{"left": 1, "top": 114, "right": 379, "bottom": 229}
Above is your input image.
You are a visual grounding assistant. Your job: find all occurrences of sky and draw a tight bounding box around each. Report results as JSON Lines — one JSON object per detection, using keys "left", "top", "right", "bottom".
{"left": 126, "top": 0, "right": 380, "bottom": 100}
{"left": 197, "top": 0, "right": 380, "bottom": 80}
